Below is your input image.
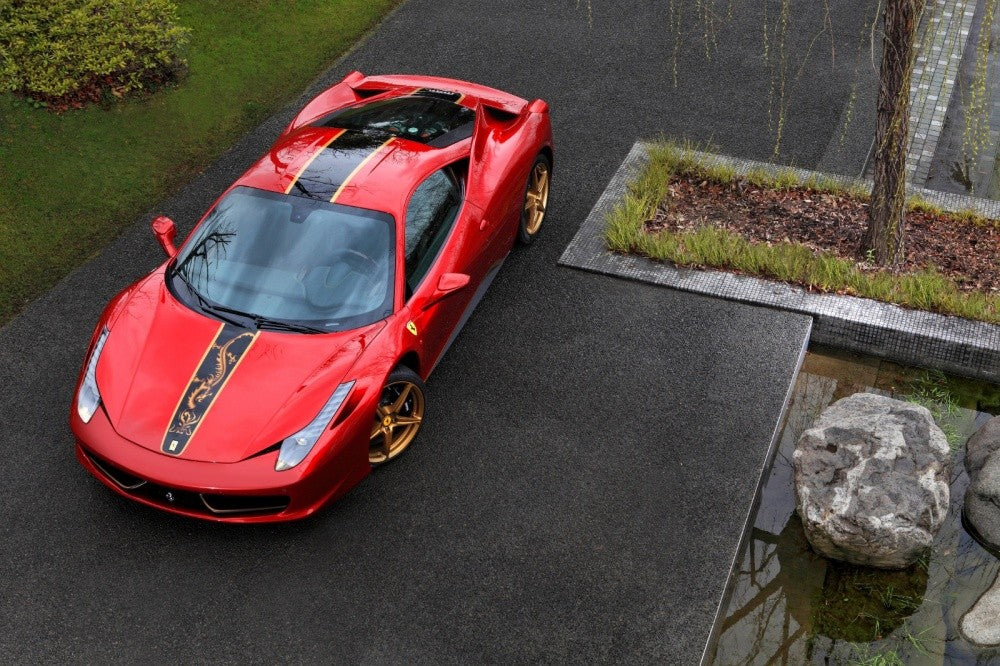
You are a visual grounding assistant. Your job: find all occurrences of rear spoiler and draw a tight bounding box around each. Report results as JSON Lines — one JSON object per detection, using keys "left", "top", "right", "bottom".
{"left": 352, "top": 72, "right": 547, "bottom": 116}
{"left": 286, "top": 71, "right": 547, "bottom": 134}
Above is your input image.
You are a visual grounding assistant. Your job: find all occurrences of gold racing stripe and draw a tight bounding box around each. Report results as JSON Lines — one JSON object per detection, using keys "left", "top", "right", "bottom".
{"left": 283, "top": 128, "right": 347, "bottom": 195}
{"left": 329, "top": 137, "right": 394, "bottom": 203}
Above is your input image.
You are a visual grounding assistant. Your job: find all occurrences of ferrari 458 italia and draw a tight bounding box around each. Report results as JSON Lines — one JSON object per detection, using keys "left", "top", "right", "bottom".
{"left": 71, "top": 72, "right": 553, "bottom": 522}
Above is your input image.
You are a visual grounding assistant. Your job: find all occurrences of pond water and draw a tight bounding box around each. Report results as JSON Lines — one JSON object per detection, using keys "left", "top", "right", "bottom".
{"left": 704, "top": 347, "right": 1000, "bottom": 665}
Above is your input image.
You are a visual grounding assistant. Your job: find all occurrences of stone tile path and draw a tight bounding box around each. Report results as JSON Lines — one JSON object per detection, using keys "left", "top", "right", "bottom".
{"left": 905, "top": 0, "right": 977, "bottom": 184}
{"left": 927, "top": 0, "right": 1000, "bottom": 196}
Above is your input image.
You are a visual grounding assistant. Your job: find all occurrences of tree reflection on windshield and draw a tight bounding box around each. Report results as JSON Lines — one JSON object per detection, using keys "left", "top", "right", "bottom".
{"left": 171, "top": 186, "right": 394, "bottom": 331}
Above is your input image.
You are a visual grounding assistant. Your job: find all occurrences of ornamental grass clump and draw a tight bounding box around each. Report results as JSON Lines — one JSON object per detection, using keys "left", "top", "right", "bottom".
{"left": 0, "top": 0, "right": 189, "bottom": 109}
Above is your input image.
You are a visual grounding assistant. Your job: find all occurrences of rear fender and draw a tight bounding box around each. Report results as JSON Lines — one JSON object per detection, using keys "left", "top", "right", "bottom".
{"left": 466, "top": 104, "right": 551, "bottom": 229}
{"left": 283, "top": 71, "right": 367, "bottom": 134}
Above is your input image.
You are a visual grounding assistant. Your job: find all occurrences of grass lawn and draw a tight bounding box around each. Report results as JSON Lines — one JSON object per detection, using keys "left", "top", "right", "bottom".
{"left": 0, "top": 0, "right": 399, "bottom": 325}
{"left": 605, "top": 142, "right": 1000, "bottom": 325}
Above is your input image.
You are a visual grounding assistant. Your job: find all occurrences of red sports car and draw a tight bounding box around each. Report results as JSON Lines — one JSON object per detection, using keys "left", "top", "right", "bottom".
{"left": 71, "top": 72, "right": 553, "bottom": 522}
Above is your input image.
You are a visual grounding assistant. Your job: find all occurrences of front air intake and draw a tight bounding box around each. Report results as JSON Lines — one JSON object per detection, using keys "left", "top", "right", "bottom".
{"left": 84, "top": 450, "right": 146, "bottom": 490}
{"left": 199, "top": 493, "right": 290, "bottom": 515}
{"left": 82, "top": 448, "right": 288, "bottom": 517}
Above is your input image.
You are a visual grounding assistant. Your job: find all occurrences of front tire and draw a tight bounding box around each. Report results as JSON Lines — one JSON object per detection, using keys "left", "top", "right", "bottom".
{"left": 517, "top": 153, "right": 551, "bottom": 245}
{"left": 369, "top": 366, "right": 426, "bottom": 465}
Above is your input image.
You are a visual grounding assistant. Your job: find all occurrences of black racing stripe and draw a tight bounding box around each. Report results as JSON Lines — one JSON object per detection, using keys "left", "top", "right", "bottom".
{"left": 161, "top": 324, "right": 257, "bottom": 456}
{"left": 288, "top": 131, "right": 388, "bottom": 202}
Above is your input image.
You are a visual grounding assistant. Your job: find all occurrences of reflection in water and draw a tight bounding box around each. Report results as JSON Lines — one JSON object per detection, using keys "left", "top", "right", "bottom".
{"left": 814, "top": 558, "right": 928, "bottom": 643}
{"left": 706, "top": 349, "right": 1000, "bottom": 665}
{"left": 713, "top": 517, "right": 824, "bottom": 664}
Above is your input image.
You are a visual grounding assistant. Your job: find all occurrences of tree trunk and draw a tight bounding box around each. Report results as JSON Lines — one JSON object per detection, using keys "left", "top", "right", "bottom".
{"left": 863, "top": 0, "right": 921, "bottom": 268}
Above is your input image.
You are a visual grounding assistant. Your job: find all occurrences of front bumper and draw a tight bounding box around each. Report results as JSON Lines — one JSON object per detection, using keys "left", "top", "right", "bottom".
{"left": 71, "top": 403, "right": 371, "bottom": 523}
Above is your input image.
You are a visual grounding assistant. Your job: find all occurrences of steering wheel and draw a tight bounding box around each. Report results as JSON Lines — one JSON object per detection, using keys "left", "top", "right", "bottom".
{"left": 336, "top": 248, "right": 380, "bottom": 278}
{"left": 301, "top": 248, "right": 383, "bottom": 310}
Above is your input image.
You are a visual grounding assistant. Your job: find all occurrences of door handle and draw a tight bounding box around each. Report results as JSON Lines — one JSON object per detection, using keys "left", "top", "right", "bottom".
{"left": 479, "top": 217, "right": 490, "bottom": 231}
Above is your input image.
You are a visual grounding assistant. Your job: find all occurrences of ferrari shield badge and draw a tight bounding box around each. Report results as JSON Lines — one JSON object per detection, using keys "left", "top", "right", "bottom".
{"left": 406, "top": 321, "right": 418, "bottom": 336}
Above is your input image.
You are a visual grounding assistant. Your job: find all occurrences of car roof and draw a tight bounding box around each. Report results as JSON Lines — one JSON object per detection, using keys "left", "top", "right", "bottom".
{"left": 236, "top": 90, "right": 474, "bottom": 217}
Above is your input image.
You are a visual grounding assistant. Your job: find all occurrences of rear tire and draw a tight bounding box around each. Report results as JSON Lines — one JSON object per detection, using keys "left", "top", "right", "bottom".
{"left": 517, "top": 153, "right": 551, "bottom": 245}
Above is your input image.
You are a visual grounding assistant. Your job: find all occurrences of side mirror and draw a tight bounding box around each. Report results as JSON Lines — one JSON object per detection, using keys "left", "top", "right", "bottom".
{"left": 422, "top": 273, "right": 470, "bottom": 310}
{"left": 528, "top": 98, "right": 549, "bottom": 114}
{"left": 151, "top": 215, "right": 178, "bottom": 258}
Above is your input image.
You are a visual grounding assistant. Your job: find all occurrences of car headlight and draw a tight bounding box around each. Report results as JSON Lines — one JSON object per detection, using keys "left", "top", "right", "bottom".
{"left": 275, "top": 381, "right": 354, "bottom": 471}
{"left": 77, "top": 328, "right": 110, "bottom": 423}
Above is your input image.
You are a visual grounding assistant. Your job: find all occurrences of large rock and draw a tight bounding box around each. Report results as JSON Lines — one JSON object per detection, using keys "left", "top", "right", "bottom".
{"left": 961, "top": 570, "right": 1000, "bottom": 646}
{"left": 793, "top": 393, "right": 951, "bottom": 569}
{"left": 965, "top": 416, "right": 1000, "bottom": 477}
{"left": 965, "top": 453, "right": 1000, "bottom": 555}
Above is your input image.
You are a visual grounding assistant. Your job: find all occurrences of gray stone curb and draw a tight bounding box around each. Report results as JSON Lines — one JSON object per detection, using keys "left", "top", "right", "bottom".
{"left": 558, "top": 141, "right": 1000, "bottom": 382}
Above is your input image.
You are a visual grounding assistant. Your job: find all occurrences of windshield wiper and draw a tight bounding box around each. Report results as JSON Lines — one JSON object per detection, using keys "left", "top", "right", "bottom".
{"left": 171, "top": 267, "right": 248, "bottom": 328}
{"left": 250, "top": 316, "right": 328, "bottom": 334}
{"left": 171, "top": 266, "right": 328, "bottom": 334}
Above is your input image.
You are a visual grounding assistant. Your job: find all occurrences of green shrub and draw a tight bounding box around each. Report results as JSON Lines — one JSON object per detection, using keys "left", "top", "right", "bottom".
{"left": 0, "top": 0, "right": 189, "bottom": 102}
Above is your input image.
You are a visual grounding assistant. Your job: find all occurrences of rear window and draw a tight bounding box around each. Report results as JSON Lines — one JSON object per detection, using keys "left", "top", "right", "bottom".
{"left": 313, "top": 92, "right": 475, "bottom": 147}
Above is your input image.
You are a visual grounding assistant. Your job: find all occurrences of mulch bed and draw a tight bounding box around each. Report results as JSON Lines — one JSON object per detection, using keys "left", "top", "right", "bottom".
{"left": 19, "top": 67, "right": 182, "bottom": 113}
{"left": 644, "top": 174, "right": 1000, "bottom": 293}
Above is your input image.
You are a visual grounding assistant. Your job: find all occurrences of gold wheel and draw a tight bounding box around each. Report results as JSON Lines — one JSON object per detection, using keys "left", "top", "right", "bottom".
{"left": 523, "top": 159, "right": 550, "bottom": 236}
{"left": 369, "top": 376, "right": 425, "bottom": 465}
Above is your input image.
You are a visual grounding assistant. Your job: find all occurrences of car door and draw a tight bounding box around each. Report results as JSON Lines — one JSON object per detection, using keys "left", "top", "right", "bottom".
{"left": 401, "top": 165, "right": 477, "bottom": 370}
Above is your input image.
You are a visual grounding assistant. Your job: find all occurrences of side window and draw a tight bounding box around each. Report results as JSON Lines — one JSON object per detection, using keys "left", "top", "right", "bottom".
{"left": 404, "top": 168, "right": 461, "bottom": 294}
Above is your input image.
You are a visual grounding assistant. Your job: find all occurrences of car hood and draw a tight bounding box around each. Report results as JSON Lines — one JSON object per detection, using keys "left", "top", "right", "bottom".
{"left": 95, "top": 275, "right": 384, "bottom": 463}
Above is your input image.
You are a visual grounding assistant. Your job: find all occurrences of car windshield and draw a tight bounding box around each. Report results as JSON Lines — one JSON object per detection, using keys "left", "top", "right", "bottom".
{"left": 171, "top": 187, "right": 394, "bottom": 332}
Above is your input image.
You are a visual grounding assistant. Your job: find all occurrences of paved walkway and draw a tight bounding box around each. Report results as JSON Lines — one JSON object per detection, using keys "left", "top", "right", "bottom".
{"left": 906, "top": 0, "right": 977, "bottom": 184}
{"left": 926, "top": 0, "right": 1000, "bottom": 195}
{"left": 0, "top": 1, "right": 873, "bottom": 662}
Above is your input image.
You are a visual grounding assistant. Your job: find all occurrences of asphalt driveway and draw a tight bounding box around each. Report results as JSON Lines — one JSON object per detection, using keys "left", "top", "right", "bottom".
{"left": 0, "top": 1, "right": 873, "bottom": 662}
